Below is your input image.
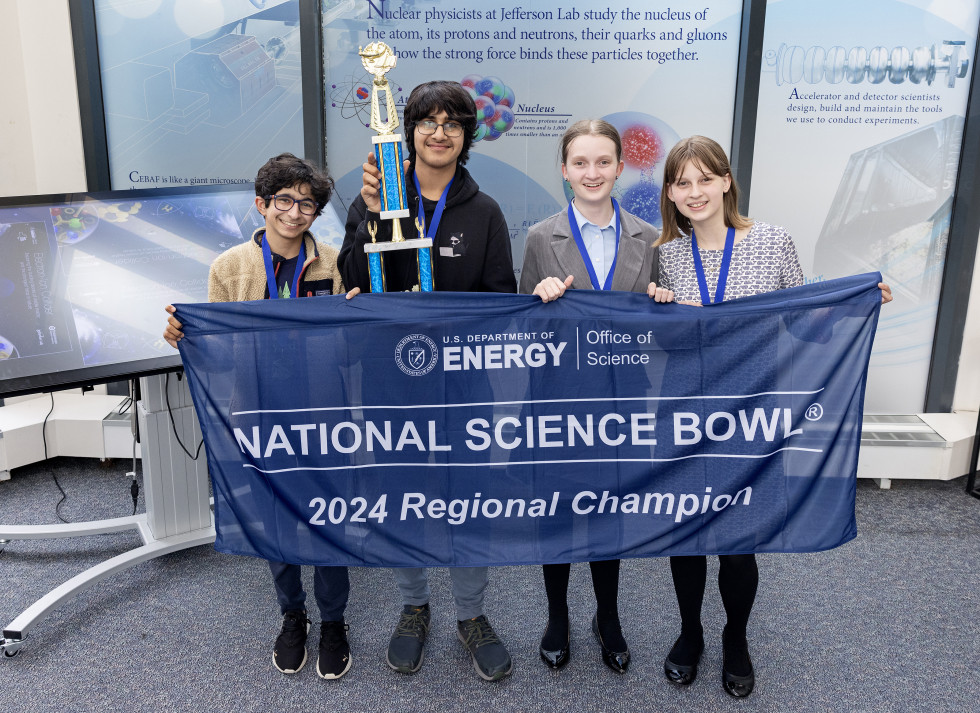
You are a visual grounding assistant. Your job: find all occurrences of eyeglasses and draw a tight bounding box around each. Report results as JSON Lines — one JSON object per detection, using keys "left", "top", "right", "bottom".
{"left": 416, "top": 119, "right": 464, "bottom": 138}
{"left": 267, "top": 194, "right": 318, "bottom": 215}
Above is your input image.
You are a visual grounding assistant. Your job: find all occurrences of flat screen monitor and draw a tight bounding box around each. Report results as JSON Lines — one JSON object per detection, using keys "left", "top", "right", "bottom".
{"left": 0, "top": 184, "right": 345, "bottom": 397}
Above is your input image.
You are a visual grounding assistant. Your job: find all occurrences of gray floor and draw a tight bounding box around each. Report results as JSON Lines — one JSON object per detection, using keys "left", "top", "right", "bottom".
{"left": 2, "top": 456, "right": 978, "bottom": 713}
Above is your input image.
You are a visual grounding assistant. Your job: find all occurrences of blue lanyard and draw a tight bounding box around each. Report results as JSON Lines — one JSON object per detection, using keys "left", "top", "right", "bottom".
{"left": 567, "top": 198, "right": 621, "bottom": 291}
{"left": 412, "top": 172, "right": 453, "bottom": 239}
{"left": 691, "top": 226, "right": 735, "bottom": 304}
{"left": 261, "top": 233, "right": 305, "bottom": 299}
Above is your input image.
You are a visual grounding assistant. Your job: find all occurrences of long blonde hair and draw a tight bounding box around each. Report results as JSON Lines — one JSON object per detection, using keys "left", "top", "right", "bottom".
{"left": 657, "top": 135, "right": 751, "bottom": 245}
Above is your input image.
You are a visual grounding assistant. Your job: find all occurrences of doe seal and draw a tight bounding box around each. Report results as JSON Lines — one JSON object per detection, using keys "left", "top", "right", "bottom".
{"left": 395, "top": 334, "right": 439, "bottom": 376}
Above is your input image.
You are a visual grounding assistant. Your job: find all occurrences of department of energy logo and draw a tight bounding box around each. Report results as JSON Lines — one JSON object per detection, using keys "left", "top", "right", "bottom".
{"left": 395, "top": 334, "right": 439, "bottom": 376}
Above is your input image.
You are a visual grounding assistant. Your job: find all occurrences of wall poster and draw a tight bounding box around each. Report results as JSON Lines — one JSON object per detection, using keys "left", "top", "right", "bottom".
{"left": 750, "top": 0, "right": 978, "bottom": 412}
{"left": 95, "top": 0, "right": 307, "bottom": 190}
{"left": 321, "top": 0, "right": 745, "bottom": 260}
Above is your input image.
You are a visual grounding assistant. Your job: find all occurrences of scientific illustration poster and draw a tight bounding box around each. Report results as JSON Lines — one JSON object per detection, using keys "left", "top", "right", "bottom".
{"left": 750, "top": 0, "right": 978, "bottom": 412}
{"left": 322, "top": 0, "right": 745, "bottom": 264}
{"left": 95, "top": 0, "right": 306, "bottom": 190}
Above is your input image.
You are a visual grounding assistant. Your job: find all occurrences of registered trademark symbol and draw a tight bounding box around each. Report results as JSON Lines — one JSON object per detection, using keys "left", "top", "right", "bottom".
{"left": 805, "top": 403, "right": 824, "bottom": 421}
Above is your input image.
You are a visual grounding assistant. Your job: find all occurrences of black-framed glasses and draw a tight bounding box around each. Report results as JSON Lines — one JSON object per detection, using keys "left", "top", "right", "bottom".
{"left": 267, "top": 194, "right": 318, "bottom": 215}
{"left": 416, "top": 119, "right": 464, "bottom": 138}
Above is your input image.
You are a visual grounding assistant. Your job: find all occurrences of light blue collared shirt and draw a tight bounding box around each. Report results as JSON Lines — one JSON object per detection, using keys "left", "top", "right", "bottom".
{"left": 570, "top": 201, "right": 617, "bottom": 287}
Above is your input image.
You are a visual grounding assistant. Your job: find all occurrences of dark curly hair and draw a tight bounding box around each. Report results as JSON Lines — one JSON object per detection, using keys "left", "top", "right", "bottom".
{"left": 403, "top": 81, "right": 478, "bottom": 167}
{"left": 254, "top": 153, "right": 334, "bottom": 216}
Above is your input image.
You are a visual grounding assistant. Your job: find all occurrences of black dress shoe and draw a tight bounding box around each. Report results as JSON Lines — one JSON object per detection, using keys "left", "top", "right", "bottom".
{"left": 539, "top": 635, "right": 570, "bottom": 670}
{"left": 722, "top": 636, "right": 755, "bottom": 698}
{"left": 591, "top": 615, "right": 630, "bottom": 674}
{"left": 664, "top": 635, "right": 704, "bottom": 685}
{"left": 539, "top": 617, "right": 570, "bottom": 669}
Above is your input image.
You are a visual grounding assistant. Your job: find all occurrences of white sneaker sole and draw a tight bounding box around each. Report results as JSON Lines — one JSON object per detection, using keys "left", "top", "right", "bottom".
{"left": 317, "top": 652, "right": 352, "bottom": 680}
{"left": 273, "top": 619, "right": 310, "bottom": 674}
{"left": 273, "top": 648, "right": 307, "bottom": 674}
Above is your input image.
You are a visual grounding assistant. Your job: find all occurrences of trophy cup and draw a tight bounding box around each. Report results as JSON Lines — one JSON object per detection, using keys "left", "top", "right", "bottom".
{"left": 358, "top": 41, "right": 434, "bottom": 293}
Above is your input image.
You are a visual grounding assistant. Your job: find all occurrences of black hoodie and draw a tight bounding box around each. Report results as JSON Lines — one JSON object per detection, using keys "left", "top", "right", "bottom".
{"left": 339, "top": 164, "right": 517, "bottom": 294}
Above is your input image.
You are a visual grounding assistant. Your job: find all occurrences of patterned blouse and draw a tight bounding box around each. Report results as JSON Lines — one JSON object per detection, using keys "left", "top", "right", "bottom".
{"left": 658, "top": 221, "right": 804, "bottom": 302}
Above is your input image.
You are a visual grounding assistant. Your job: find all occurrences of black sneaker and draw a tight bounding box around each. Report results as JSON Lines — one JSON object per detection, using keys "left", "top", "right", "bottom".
{"left": 457, "top": 615, "right": 513, "bottom": 681}
{"left": 273, "top": 610, "right": 310, "bottom": 674}
{"left": 386, "top": 604, "right": 431, "bottom": 674}
{"left": 317, "top": 620, "right": 352, "bottom": 680}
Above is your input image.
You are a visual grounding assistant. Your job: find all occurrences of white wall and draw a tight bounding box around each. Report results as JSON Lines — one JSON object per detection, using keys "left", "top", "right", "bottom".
{"left": 0, "top": 0, "right": 36, "bottom": 195}
{"left": 0, "top": 0, "right": 86, "bottom": 197}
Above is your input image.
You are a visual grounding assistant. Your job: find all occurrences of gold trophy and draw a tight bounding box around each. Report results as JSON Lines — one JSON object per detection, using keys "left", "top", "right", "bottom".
{"left": 359, "top": 41, "right": 433, "bottom": 292}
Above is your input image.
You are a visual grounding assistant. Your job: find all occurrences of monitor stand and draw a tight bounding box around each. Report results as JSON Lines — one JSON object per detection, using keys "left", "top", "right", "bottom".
{"left": 1, "top": 373, "right": 214, "bottom": 657}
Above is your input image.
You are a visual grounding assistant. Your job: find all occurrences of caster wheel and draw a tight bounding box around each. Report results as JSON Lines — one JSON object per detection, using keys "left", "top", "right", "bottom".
{"left": 1, "top": 637, "right": 23, "bottom": 657}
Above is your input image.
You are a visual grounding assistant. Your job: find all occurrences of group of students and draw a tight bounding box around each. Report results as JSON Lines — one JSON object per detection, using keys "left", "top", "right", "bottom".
{"left": 164, "top": 79, "right": 892, "bottom": 696}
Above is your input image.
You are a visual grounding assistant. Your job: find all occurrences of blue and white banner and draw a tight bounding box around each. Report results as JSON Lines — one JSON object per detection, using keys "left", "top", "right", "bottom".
{"left": 176, "top": 273, "right": 882, "bottom": 566}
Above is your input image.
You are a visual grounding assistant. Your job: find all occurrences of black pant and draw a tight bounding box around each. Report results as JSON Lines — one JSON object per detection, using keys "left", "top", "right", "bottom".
{"left": 669, "top": 554, "right": 758, "bottom": 638}
{"left": 542, "top": 559, "right": 621, "bottom": 619}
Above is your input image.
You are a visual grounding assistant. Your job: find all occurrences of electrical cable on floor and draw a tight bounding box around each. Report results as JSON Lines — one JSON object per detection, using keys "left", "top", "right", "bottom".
{"left": 127, "top": 379, "right": 140, "bottom": 515}
{"left": 130, "top": 476, "right": 139, "bottom": 515}
{"left": 23, "top": 384, "right": 148, "bottom": 531}
{"left": 41, "top": 392, "right": 54, "bottom": 460}
{"left": 129, "top": 398, "right": 140, "bottom": 515}
{"left": 42, "top": 392, "right": 72, "bottom": 524}
{"left": 166, "top": 371, "right": 204, "bottom": 460}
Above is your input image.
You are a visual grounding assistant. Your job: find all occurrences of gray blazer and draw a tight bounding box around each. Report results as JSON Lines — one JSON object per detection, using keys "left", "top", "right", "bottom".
{"left": 518, "top": 207, "right": 660, "bottom": 295}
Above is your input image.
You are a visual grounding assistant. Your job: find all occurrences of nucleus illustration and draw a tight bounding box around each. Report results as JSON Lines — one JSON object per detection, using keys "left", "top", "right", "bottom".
{"left": 462, "top": 74, "right": 517, "bottom": 142}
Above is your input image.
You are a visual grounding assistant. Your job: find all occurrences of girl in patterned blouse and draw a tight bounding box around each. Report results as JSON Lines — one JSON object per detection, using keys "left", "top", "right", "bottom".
{"left": 652, "top": 135, "right": 891, "bottom": 698}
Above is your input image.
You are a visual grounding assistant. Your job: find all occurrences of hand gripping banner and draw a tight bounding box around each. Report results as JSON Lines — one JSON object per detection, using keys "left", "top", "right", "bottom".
{"left": 176, "top": 273, "right": 882, "bottom": 566}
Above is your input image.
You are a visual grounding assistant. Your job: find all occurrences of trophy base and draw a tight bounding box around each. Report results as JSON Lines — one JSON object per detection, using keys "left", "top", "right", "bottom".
{"left": 379, "top": 208, "right": 410, "bottom": 221}
{"left": 364, "top": 238, "right": 434, "bottom": 254}
{"left": 365, "top": 239, "right": 434, "bottom": 292}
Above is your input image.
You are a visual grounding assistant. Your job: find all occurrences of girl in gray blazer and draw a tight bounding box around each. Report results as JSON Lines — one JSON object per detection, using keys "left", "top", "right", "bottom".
{"left": 519, "top": 119, "right": 673, "bottom": 673}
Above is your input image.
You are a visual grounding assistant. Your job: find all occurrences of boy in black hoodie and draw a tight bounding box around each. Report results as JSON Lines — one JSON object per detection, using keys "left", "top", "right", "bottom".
{"left": 338, "top": 80, "right": 516, "bottom": 681}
